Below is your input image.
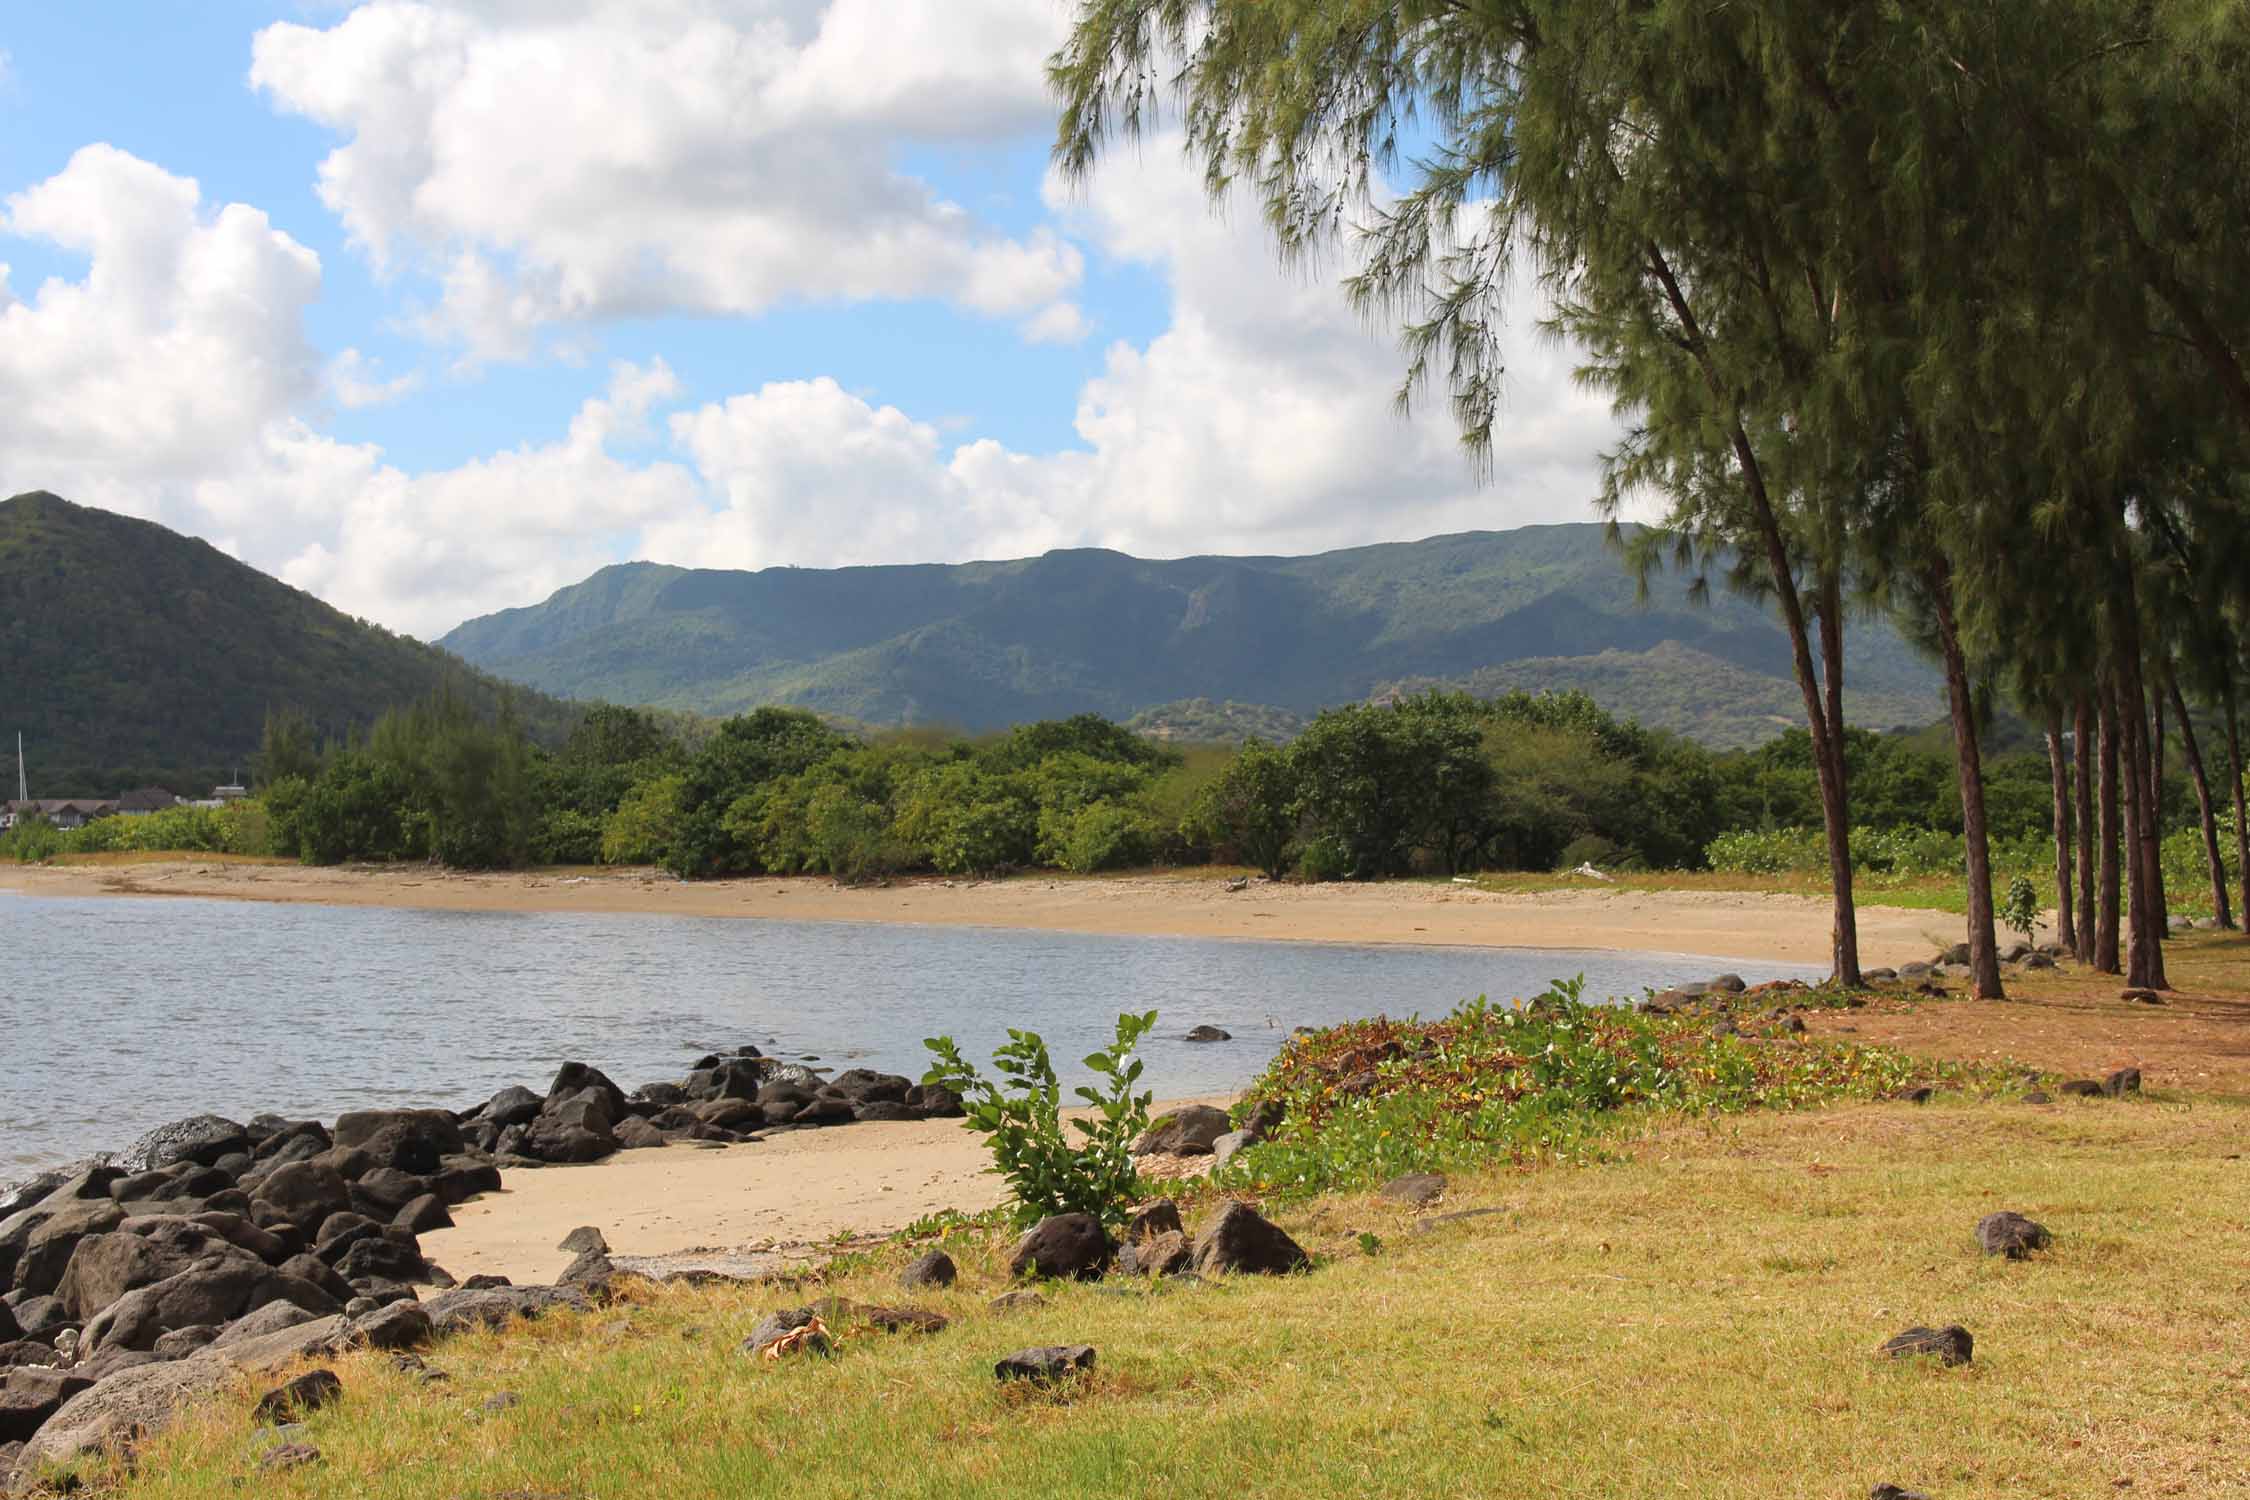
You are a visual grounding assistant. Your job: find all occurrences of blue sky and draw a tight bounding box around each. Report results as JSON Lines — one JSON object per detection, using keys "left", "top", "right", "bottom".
{"left": 0, "top": 2, "right": 1615, "bottom": 638}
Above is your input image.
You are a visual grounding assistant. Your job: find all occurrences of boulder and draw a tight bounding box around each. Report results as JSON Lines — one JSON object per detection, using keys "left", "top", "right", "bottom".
{"left": 695, "top": 1100, "right": 765, "bottom": 1131}
{"left": 249, "top": 1121, "right": 330, "bottom": 1164}
{"left": 1118, "top": 1230, "right": 1191, "bottom": 1278}
{"left": 0, "top": 1304, "right": 15, "bottom": 1343}
{"left": 909, "top": 1085, "right": 965, "bottom": 1119}
{"left": 2059, "top": 1079, "right": 2106, "bottom": 1098}
{"left": 344, "top": 1299, "right": 432, "bottom": 1352}
{"left": 1008, "top": 1214, "right": 1113, "bottom": 1281}
{"left": 11, "top": 1355, "right": 231, "bottom": 1474}
{"left": 1377, "top": 1173, "right": 1447, "bottom": 1208}
{"left": 2104, "top": 1067, "right": 2143, "bottom": 1097}
{"left": 117, "top": 1116, "right": 249, "bottom": 1175}
{"left": 899, "top": 1250, "right": 956, "bottom": 1291}
{"left": 520, "top": 1115, "right": 619, "bottom": 1164}
{"left": 1975, "top": 1212, "right": 2053, "bottom": 1260}
{"left": 1211, "top": 1131, "right": 1254, "bottom": 1166}
{"left": 430, "top": 1159, "right": 501, "bottom": 1205}
{"left": 332, "top": 1236, "right": 427, "bottom": 1286}
{"left": 689, "top": 1059, "right": 767, "bottom": 1102}
{"left": 1238, "top": 1099, "right": 1285, "bottom": 1140}
{"left": 743, "top": 1307, "right": 828, "bottom": 1356}
{"left": 331, "top": 1111, "right": 465, "bottom": 1176}
{"left": 82, "top": 1254, "right": 339, "bottom": 1355}
{"left": 351, "top": 1168, "right": 432, "bottom": 1216}
{"left": 825, "top": 1070, "right": 912, "bottom": 1104}
{"left": 13, "top": 1198, "right": 127, "bottom": 1297}
{"left": 994, "top": 1345, "right": 1095, "bottom": 1382}
{"left": 558, "top": 1226, "right": 609, "bottom": 1256}
{"left": 149, "top": 1325, "right": 219, "bottom": 1360}
{"left": 0, "top": 1367, "right": 97, "bottom": 1444}
{"left": 1131, "top": 1105, "right": 1232, "bottom": 1157}
{"left": 852, "top": 1102, "right": 920, "bottom": 1123}
{"left": 2022, "top": 953, "right": 2057, "bottom": 970}
{"left": 252, "top": 1369, "right": 341, "bottom": 1425}
{"left": 56, "top": 1232, "right": 189, "bottom": 1322}
{"left": 1191, "top": 1202, "right": 1309, "bottom": 1276}
{"left": 545, "top": 1062, "right": 627, "bottom": 1116}
{"left": 1125, "top": 1201, "right": 1185, "bottom": 1243}
{"left": 1709, "top": 974, "right": 1747, "bottom": 993}
{"left": 186, "top": 1211, "right": 289, "bottom": 1265}
{"left": 852, "top": 1304, "right": 947, "bottom": 1336}
{"left": 988, "top": 1290, "right": 1045, "bottom": 1314}
{"left": 1939, "top": 943, "right": 1972, "bottom": 965}
{"left": 8, "top": 1298, "right": 65, "bottom": 1339}
{"left": 479, "top": 1086, "right": 544, "bottom": 1129}
{"left": 419, "top": 1284, "right": 588, "bottom": 1336}
{"left": 1185, "top": 1025, "right": 1231, "bottom": 1042}
{"left": 210, "top": 1299, "right": 319, "bottom": 1350}
{"left": 791, "top": 1097, "right": 856, "bottom": 1126}
{"left": 1879, "top": 1324, "right": 1973, "bottom": 1366}
{"left": 0, "top": 1343, "right": 55, "bottom": 1371}
{"left": 614, "top": 1117, "right": 668, "bottom": 1150}
{"left": 249, "top": 1162, "right": 352, "bottom": 1233}
{"left": 393, "top": 1195, "right": 454, "bottom": 1235}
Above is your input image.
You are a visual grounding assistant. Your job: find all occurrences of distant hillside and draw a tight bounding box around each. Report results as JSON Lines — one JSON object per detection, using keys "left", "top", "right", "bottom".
{"left": 443, "top": 526, "right": 1944, "bottom": 746}
{"left": 1125, "top": 699, "right": 1311, "bottom": 745}
{"left": 1, "top": 492, "right": 577, "bottom": 796}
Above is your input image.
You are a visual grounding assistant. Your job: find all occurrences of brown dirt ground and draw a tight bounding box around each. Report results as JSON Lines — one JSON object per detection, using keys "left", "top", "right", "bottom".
{"left": 1802, "top": 928, "right": 2250, "bottom": 1094}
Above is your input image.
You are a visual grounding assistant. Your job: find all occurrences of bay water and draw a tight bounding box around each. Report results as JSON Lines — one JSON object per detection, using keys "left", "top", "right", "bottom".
{"left": 0, "top": 892, "right": 1822, "bottom": 1175}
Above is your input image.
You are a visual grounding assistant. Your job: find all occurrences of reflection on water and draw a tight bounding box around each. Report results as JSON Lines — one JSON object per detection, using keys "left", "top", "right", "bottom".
{"left": 0, "top": 893, "right": 1822, "bottom": 1173}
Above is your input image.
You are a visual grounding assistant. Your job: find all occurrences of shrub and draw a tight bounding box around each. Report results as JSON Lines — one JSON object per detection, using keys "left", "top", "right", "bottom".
{"left": 0, "top": 816, "right": 65, "bottom": 864}
{"left": 921, "top": 1010, "right": 1158, "bottom": 1228}
{"left": 533, "top": 807, "right": 606, "bottom": 865}
{"left": 602, "top": 774, "right": 684, "bottom": 865}
{"left": 1297, "top": 833, "right": 1352, "bottom": 882}
{"left": 1056, "top": 802, "right": 1152, "bottom": 873}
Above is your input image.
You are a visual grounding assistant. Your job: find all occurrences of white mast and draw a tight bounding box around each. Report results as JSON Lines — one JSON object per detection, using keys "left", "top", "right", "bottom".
{"left": 15, "top": 733, "right": 24, "bottom": 803}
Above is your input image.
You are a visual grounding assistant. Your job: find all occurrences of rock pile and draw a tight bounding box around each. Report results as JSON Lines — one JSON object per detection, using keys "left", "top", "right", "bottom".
{"left": 1, "top": 1042, "right": 956, "bottom": 1487}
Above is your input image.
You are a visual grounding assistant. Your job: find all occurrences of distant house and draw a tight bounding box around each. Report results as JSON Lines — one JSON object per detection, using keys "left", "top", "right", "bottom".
{"left": 3, "top": 798, "right": 120, "bottom": 831}
{"left": 117, "top": 787, "right": 183, "bottom": 816}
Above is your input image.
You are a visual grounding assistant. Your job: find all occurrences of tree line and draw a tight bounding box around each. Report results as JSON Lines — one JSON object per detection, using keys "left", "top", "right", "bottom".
{"left": 1052, "top": 0, "right": 2250, "bottom": 993}
{"left": 11, "top": 691, "right": 2227, "bottom": 903}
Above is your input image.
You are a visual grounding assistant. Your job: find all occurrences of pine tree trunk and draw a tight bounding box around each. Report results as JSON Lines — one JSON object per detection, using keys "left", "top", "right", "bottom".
{"left": 2168, "top": 673, "right": 2234, "bottom": 928}
{"left": 2228, "top": 684, "right": 2249, "bottom": 935}
{"left": 1928, "top": 560, "right": 2003, "bottom": 998}
{"left": 2073, "top": 694, "right": 2096, "bottom": 964}
{"left": 2046, "top": 712, "right": 2076, "bottom": 953}
{"left": 2147, "top": 678, "right": 2170, "bottom": 934}
{"left": 1637, "top": 239, "right": 1860, "bottom": 987}
{"left": 2094, "top": 680, "right": 2123, "bottom": 974}
{"left": 1815, "top": 587, "right": 1862, "bottom": 986}
{"left": 2114, "top": 613, "right": 2170, "bottom": 990}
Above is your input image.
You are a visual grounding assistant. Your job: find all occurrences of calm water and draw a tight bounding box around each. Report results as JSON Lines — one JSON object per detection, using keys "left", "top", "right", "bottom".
{"left": 0, "top": 893, "right": 1822, "bottom": 1175}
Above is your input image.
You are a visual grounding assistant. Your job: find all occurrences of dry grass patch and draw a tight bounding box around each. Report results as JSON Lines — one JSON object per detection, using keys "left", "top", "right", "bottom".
{"left": 55, "top": 1097, "right": 2249, "bottom": 1500}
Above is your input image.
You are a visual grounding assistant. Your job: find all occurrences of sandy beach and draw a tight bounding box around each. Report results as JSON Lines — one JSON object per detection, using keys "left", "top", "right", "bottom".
{"left": 0, "top": 860, "right": 1956, "bottom": 967}
{"left": 4, "top": 860, "right": 1964, "bottom": 1276}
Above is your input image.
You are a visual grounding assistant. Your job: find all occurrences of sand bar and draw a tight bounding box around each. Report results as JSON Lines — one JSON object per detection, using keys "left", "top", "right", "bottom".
{"left": 0, "top": 861, "right": 1957, "bottom": 968}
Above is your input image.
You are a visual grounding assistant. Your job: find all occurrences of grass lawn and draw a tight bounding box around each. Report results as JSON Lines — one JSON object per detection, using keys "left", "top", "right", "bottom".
{"left": 64, "top": 1091, "right": 2248, "bottom": 1500}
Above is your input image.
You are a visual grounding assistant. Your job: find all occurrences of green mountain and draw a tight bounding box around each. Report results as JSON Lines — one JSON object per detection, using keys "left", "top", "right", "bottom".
{"left": 442, "top": 525, "right": 1944, "bottom": 747}
{"left": 1, "top": 492, "right": 575, "bottom": 797}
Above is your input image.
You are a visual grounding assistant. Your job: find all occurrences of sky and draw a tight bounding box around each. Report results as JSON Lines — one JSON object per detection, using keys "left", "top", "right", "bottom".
{"left": 0, "top": 1, "right": 1622, "bottom": 641}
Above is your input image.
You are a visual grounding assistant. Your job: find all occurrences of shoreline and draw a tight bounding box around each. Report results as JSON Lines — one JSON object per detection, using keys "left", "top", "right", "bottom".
{"left": 0, "top": 860, "right": 1958, "bottom": 968}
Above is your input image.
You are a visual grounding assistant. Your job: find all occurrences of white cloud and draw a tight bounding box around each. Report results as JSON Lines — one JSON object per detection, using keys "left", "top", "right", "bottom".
{"left": 641, "top": 141, "right": 1621, "bottom": 575}
{"left": 326, "top": 347, "right": 423, "bottom": 408}
{"left": 0, "top": 127, "right": 1622, "bottom": 648}
{"left": 249, "top": 0, "right": 1084, "bottom": 360}
{"left": 0, "top": 145, "right": 324, "bottom": 520}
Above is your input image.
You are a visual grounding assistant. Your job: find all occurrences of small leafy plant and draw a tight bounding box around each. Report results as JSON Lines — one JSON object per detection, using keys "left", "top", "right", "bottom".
{"left": 2000, "top": 874, "right": 2041, "bottom": 946}
{"left": 922, "top": 1010, "right": 1158, "bottom": 1228}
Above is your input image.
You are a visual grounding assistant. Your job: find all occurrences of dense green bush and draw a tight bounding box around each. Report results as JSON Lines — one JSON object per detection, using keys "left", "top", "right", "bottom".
{"left": 921, "top": 1011, "right": 1158, "bottom": 1228}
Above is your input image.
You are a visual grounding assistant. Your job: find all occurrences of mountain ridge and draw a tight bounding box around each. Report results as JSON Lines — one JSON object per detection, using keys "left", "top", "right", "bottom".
{"left": 441, "top": 525, "right": 1945, "bottom": 747}
{"left": 0, "top": 491, "right": 576, "bottom": 796}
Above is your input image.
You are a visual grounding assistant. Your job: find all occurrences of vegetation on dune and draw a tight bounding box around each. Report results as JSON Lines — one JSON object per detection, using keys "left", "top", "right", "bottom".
{"left": 1220, "top": 981, "right": 2025, "bottom": 1199}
